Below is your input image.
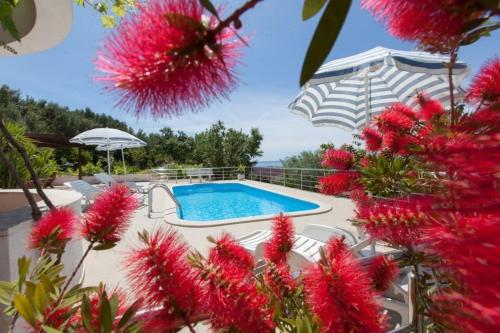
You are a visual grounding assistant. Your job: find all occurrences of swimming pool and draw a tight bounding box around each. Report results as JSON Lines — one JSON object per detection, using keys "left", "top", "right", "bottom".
{"left": 172, "top": 183, "right": 320, "bottom": 221}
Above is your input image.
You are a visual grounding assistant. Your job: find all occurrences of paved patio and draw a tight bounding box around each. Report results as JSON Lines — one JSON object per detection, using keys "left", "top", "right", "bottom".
{"left": 80, "top": 180, "right": 361, "bottom": 289}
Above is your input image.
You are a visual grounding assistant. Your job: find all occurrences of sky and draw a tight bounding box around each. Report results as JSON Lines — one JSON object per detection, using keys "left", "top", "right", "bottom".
{"left": 0, "top": 1, "right": 498, "bottom": 161}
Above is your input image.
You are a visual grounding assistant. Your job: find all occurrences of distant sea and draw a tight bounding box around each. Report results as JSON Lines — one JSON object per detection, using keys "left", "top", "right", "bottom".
{"left": 255, "top": 160, "right": 283, "bottom": 167}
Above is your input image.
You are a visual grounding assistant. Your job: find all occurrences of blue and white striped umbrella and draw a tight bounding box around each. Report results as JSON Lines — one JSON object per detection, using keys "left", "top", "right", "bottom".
{"left": 289, "top": 47, "right": 469, "bottom": 131}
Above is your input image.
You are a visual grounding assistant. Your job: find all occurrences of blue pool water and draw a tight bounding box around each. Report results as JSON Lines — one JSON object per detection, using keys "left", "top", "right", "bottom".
{"left": 173, "top": 183, "right": 319, "bottom": 221}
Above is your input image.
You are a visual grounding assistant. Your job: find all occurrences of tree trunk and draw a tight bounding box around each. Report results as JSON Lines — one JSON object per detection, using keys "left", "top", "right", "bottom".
{"left": 0, "top": 116, "right": 55, "bottom": 209}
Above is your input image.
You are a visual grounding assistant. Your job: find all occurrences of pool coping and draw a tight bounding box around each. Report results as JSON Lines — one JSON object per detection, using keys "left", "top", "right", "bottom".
{"left": 163, "top": 180, "right": 332, "bottom": 228}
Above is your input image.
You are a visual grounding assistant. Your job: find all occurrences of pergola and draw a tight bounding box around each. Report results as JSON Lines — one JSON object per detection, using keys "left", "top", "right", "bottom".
{"left": 25, "top": 133, "right": 86, "bottom": 179}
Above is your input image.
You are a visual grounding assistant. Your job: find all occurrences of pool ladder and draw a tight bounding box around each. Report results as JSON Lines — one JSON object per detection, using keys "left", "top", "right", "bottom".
{"left": 148, "top": 184, "right": 183, "bottom": 218}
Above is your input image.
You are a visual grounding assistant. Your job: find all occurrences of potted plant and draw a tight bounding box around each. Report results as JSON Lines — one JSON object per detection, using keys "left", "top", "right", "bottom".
{"left": 237, "top": 164, "right": 246, "bottom": 180}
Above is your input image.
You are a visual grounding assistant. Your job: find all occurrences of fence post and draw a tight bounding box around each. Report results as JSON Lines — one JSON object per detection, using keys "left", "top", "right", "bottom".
{"left": 300, "top": 169, "right": 303, "bottom": 190}
{"left": 283, "top": 168, "right": 286, "bottom": 187}
{"left": 269, "top": 167, "right": 272, "bottom": 184}
{"left": 259, "top": 168, "right": 262, "bottom": 182}
{"left": 222, "top": 168, "right": 225, "bottom": 180}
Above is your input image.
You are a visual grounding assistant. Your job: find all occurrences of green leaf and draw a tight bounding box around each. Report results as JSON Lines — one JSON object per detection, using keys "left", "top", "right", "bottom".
{"left": 101, "top": 15, "right": 116, "bottom": 28}
{"left": 74, "top": 0, "right": 84, "bottom": 6}
{"left": 92, "top": 242, "right": 117, "bottom": 251}
{"left": 117, "top": 299, "right": 142, "bottom": 329}
{"left": 99, "top": 292, "right": 113, "bottom": 333}
{"left": 109, "top": 293, "right": 119, "bottom": 320}
{"left": 41, "top": 325, "right": 64, "bottom": 333}
{"left": 17, "top": 256, "right": 30, "bottom": 290}
{"left": 476, "top": 0, "right": 499, "bottom": 10}
{"left": 302, "top": 0, "right": 328, "bottom": 20}
{"left": 0, "top": 0, "right": 20, "bottom": 40}
{"left": 112, "top": 4, "right": 126, "bottom": 17}
{"left": 199, "top": 0, "right": 219, "bottom": 18}
{"left": 14, "top": 294, "right": 36, "bottom": 326}
{"left": 300, "top": 0, "right": 352, "bottom": 86}
{"left": 0, "top": 281, "right": 15, "bottom": 305}
{"left": 81, "top": 294, "right": 95, "bottom": 333}
{"left": 33, "top": 283, "right": 47, "bottom": 313}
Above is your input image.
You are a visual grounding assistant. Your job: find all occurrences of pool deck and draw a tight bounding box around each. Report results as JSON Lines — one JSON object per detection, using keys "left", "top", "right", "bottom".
{"left": 81, "top": 180, "right": 361, "bottom": 289}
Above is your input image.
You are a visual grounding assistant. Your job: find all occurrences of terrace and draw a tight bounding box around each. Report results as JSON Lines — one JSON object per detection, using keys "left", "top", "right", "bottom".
{"left": 0, "top": 0, "right": 497, "bottom": 332}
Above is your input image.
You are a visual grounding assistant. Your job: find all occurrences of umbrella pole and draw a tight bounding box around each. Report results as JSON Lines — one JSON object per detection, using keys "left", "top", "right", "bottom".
{"left": 364, "top": 71, "right": 371, "bottom": 124}
{"left": 121, "top": 148, "right": 127, "bottom": 181}
{"left": 107, "top": 148, "right": 111, "bottom": 176}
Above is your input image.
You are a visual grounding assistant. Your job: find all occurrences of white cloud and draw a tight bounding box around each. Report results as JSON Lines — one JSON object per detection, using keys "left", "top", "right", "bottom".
{"left": 113, "top": 89, "right": 355, "bottom": 161}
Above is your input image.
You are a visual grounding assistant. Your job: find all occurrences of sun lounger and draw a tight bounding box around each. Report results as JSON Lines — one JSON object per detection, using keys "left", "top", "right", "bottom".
{"left": 64, "top": 180, "right": 102, "bottom": 206}
{"left": 65, "top": 179, "right": 146, "bottom": 208}
{"left": 94, "top": 173, "right": 147, "bottom": 193}
{"left": 237, "top": 224, "right": 374, "bottom": 263}
{"left": 237, "top": 225, "right": 410, "bottom": 328}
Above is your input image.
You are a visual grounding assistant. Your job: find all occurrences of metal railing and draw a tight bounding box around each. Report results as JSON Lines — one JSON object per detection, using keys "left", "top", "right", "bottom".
{"left": 149, "top": 166, "right": 330, "bottom": 193}
{"left": 150, "top": 166, "right": 242, "bottom": 183}
{"left": 247, "top": 167, "right": 329, "bottom": 192}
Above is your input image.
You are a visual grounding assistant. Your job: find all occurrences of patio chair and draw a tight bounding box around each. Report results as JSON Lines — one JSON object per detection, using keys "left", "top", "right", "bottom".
{"left": 94, "top": 173, "right": 148, "bottom": 193}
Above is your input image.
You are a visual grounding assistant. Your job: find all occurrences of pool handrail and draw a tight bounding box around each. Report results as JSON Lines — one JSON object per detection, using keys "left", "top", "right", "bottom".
{"left": 148, "top": 183, "right": 183, "bottom": 218}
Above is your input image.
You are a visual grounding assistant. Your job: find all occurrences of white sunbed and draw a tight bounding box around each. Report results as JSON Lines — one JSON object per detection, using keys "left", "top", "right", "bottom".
{"left": 94, "top": 173, "right": 148, "bottom": 193}
{"left": 237, "top": 224, "right": 410, "bottom": 328}
{"left": 237, "top": 224, "right": 375, "bottom": 265}
{"left": 64, "top": 180, "right": 102, "bottom": 206}
{"left": 65, "top": 179, "right": 146, "bottom": 208}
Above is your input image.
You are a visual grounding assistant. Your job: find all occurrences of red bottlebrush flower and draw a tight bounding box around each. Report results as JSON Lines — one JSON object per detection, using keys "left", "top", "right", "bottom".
{"left": 318, "top": 172, "right": 357, "bottom": 196}
{"left": 126, "top": 229, "right": 202, "bottom": 331}
{"left": 463, "top": 107, "right": 500, "bottom": 134}
{"left": 34, "top": 306, "right": 75, "bottom": 332}
{"left": 323, "top": 237, "right": 348, "bottom": 262}
{"left": 322, "top": 148, "right": 354, "bottom": 170}
{"left": 349, "top": 187, "right": 371, "bottom": 211}
{"left": 208, "top": 232, "right": 255, "bottom": 274}
{"left": 376, "top": 106, "right": 415, "bottom": 132}
{"left": 357, "top": 199, "right": 430, "bottom": 247}
{"left": 263, "top": 213, "right": 295, "bottom": 264}
{"left": 361, "top": 0, "right": 485, "bottom": 51}
{"left": 391, "top": 102, "right": 416, "bottom": 120}
{"left": 418, "top": 98, "right": 445, "bottom": 121}
{"left": 82, "top": 184, "right": 138, "bottom": 244}
{"left": 367, "top": 255, "right": 399, "bottom": 292}
{"left": 466, "top": 57, "right": 500, "bottom": 104}
{"left": 361, "top": 127, "right": 383, "bottom": 151}
{"left": 303, "top": 236, "right": 385, "bottom": 333}
{"left": 264, "top": 261, "right": 296, "bottom": 299}
{"left": 95, "top": 0, "right": 241, "bottom": 116}
{"left": 421, "top": 214, "right": 500, "bottom": 333}
{"left": 28, "top": 207, "right": 77, "bottom": 250}
{"left": 394, "top": 134, "right": 417, "bottom": 155}
{"left": 73, "top": 287, "right": 130, "bottom": 333}
{"left": 359, "top": 157, "right": 370, "bottom": 167}
{"left": 382, "top": 130, "right": 398, "bottom": 151}
{"left": 201, "top": 257, "right": 275, "bottom": 332}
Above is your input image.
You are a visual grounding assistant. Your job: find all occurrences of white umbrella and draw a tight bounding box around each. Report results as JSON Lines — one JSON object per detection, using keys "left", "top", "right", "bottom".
{"left": 289, "top": 46, "right": 469, "bottom": 131}
{"left": 96, "top": 141, "right": 146, "bottom": 178}
{"left": 70, "top": 128, "right": 146, "bottom": 175}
